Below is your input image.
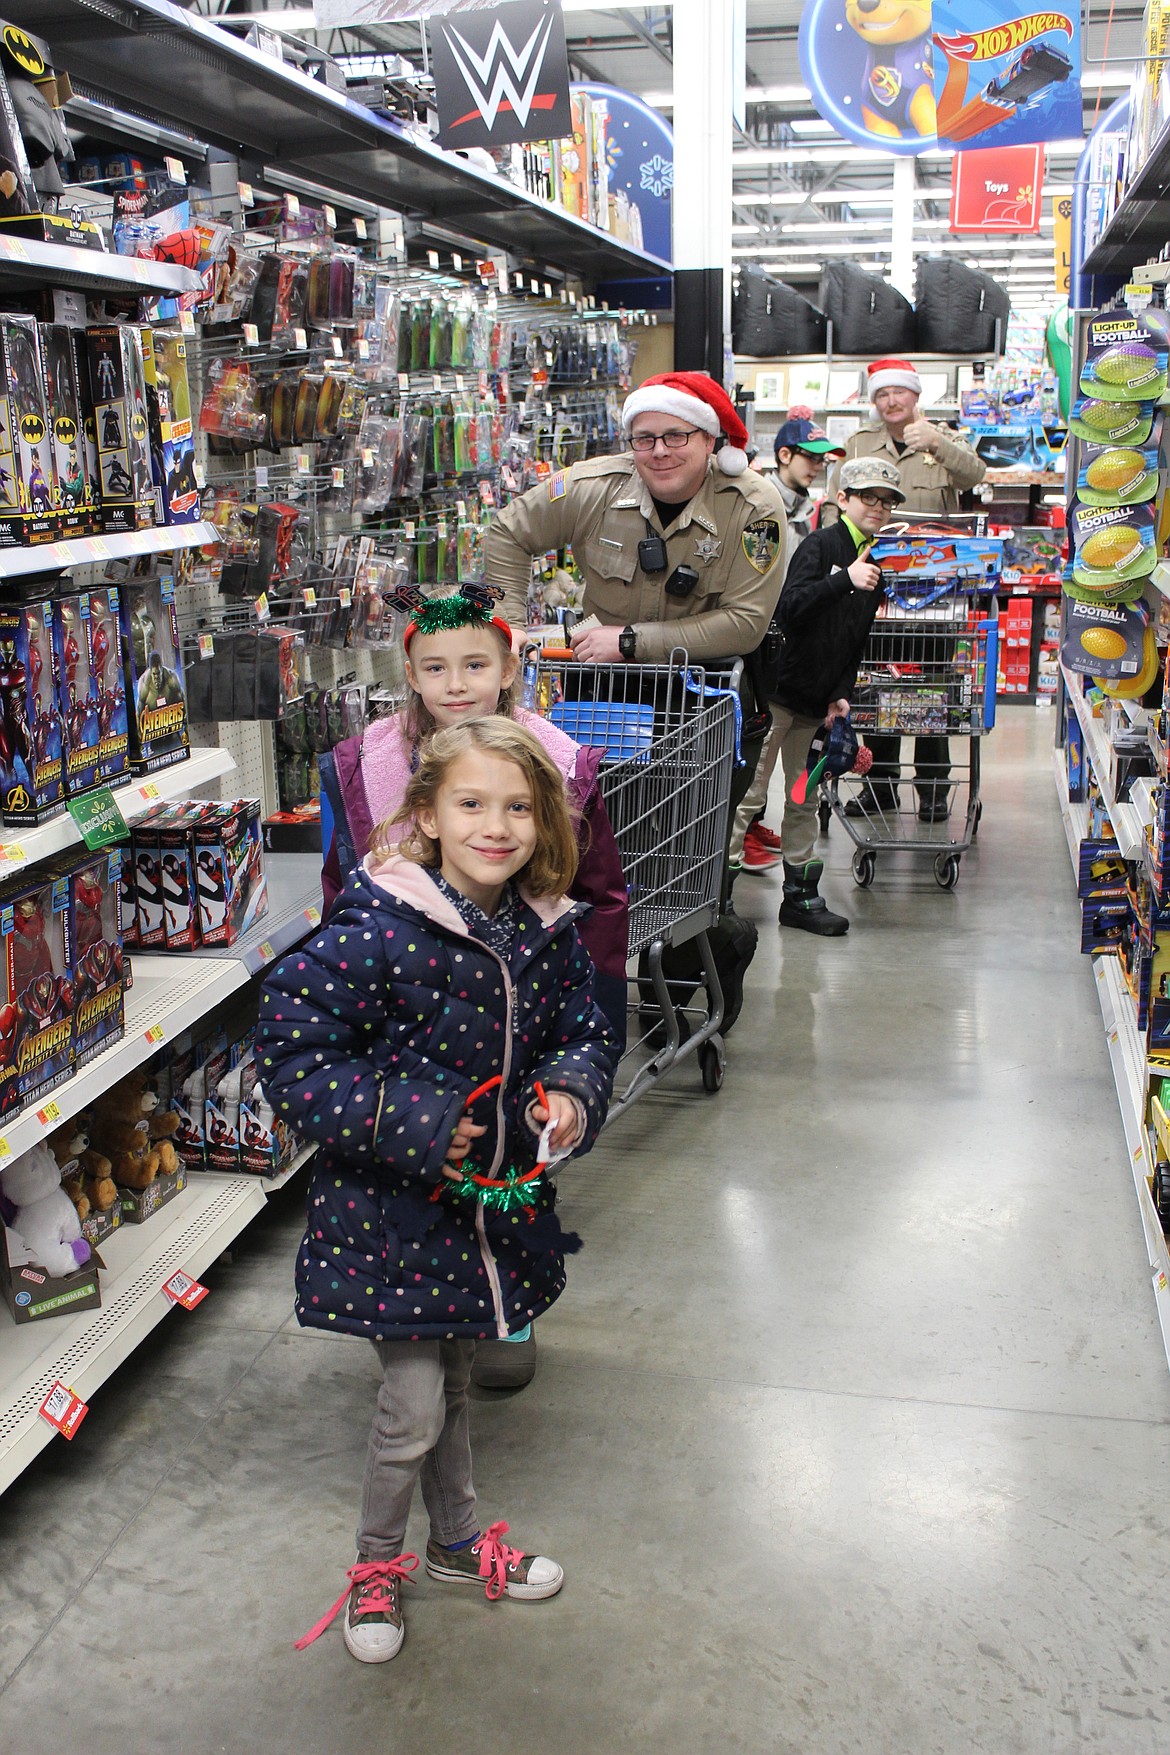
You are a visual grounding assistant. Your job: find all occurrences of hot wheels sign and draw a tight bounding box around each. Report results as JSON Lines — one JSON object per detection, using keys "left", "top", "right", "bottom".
{"left": 935, "top": 13, "right": 1073, "bottom": 60}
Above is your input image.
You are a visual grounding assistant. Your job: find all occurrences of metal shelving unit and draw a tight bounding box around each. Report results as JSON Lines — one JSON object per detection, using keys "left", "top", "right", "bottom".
{"left": 16, "top": 0, "right": 670, "bottom": 284}
{"left": 0, "top": 520, "right": 220, "bottom": 583}
{"left": 1060, "top": 663, "right": 1151, "bottom": 859}
{"left": 1081, "top": 114, "right": 1170, "bottom": 277}
{"left": 0, "top": 232, "right": 203, "bottom": 298}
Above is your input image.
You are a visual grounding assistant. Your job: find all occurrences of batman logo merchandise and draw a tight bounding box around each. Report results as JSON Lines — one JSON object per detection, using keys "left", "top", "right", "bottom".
{"left": 130, "top": 414, "right": 147, "bottom": 443}
{"left": 54, "top": 417, "right": 77, "bottom": 445}
{"left": 2, "top": 27, "right": 44, "bottom": 78}
{"left": 19, "top": 415, "right": 44, "bottom": 445}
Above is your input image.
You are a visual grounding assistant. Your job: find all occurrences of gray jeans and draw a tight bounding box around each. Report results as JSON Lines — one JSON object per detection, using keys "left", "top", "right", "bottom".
{"left": 356, "top": 1338, "right": 479, "bottom": 1560}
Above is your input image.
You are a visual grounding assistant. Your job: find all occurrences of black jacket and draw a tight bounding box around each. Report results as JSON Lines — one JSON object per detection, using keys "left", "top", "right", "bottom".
{"left": 767, "top": 519, "right": 884, "bottom": 718}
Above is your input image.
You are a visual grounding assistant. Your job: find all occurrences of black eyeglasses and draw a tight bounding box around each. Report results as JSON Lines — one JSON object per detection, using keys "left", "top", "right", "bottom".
{"left": 850, "top": 491, "right": 900, "bottom": 509}
{"left": 628, "top": 428, "right": 701, "bottom": 453}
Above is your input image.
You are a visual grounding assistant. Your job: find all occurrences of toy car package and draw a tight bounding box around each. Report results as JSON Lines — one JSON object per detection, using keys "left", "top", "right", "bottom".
{"left": 66, "top": 849, "right": 125, "bottom": 1066}
{"left": 1079, "top": 311, "right": 1170, "bottom": 402}
{"left": 141, "top": 327, "right": 200, "bottom": 526}
{"left": 0, "top": 314, "right": 56, "bottom": 544}
{"left": 85, "top": 323, "right": 155, "bottom": 533}
{"left": 119, "top": 573, "right": 190, "bottom": 772}
{"left": 38, "top": 324, "right": 91, "bottom": 539}
{"left": 1070, "top": 500, "right": 1157, "bottom": 593}
{"left": 194, "top": 800, "right": 267, "bottom": 946}
{"left": 86, "top": 585, "right": 129, "bottom": 786}
{"left": 1076, "top": 440, "right": 1160, "bottom": 508}
{"left": 0, "top": 597, "right": 64, "bottom": 825}
{"left": 6, "top": 867, "right": 73, "bottom": 1105}
{"left": 52, "top": 590, "right": 101, "bottom": 796}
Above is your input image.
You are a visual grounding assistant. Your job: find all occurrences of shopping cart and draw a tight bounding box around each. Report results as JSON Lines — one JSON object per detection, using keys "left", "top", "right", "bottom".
{"left": 528, "top": 648, "right": 742, "bottom": 1115}
{"left": 825, "top": 522, "right": 1001, "bottom": 891}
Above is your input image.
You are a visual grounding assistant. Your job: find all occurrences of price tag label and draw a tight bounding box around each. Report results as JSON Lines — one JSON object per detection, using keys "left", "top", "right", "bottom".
{"left": 543, "top": 282, "right": 552, "bottom": 300}
{"left": 452, "top": 252, "right": 463, "bottom": 272}
{"left": 404, "top": 520, "right": 416, "bottom": 540}
{"left": 296, "top": 452, "right": 312, "bottom": 475}
{"left": 67, "top": 786, "right": 130, "bottom": 852}
{"left": 242, "top": 322, "right": 260, "bottom": 347}
{"left": 257, "top": 939, "right": 276, "bottom": 962}
{"left": 179, "top": 309, "right": 196, "bottom": 336}
{"left": 285, "top": 193, "right": 301, "bottom": 219}
{"left": 237, "top": 179, "right": 253, "bottom": 206}
{"left": 456, "top": 498, "right": 467, "bottom": 517}
{"left": 0, "top": 840, "right": 26, "bottom": 866}
{"left": 331, "top": 335, "right": 343, "bottom": 358}
{"left": 193, "top": 463, "right": 206, "bottom": 489}
{"left": 331, "top": 467, "right": 345, "bottom": 488}
{"left": 560, "top": 288, "right": 568, "bottom": 304}
{"left": 514, "top": 272, "right": 525, "bottom": 290}
{"left": 255, "top": 593, "right": 270, "bottom": 621}
{"left": 339, "top": 586, "right": 352, "bottom": 608}
{"left": 164, "top": 155, "right": 187, "bottom": 185}
{"left": 303, "top": 586, "right": 317, "bottom": 608}
{"left": 427, "top": 249, "right": 440, "bottom": 270}
{"left": 40, "top": 1382, "right": 88, "bottom": 1440}
{"left": 568, "top": 290, "right": 577, "bottom": 306}
{"left": 88, "top": 536, "right": 110, "bottom": 559}
{"left": 144, "top": 1023, "right": 165, "bottom": 1045}
{"left": 530, "top": 278, "right": 540, "bottom": 295}
{"left": 36, "top": 1100, "right": 62, "bottom": 1127}
{"left": 304, "top": 905, "right": 322, "bottom": 927}
{"left": 293, "top": 327, "right": 307, "bottom": 350}
{"left": 437, "top": 520, "right": 448, "bottom": 538}
{"left": 357, "top": 338, "right": 370, "bottom": 360}
{"left": 361, "top": 447, "right": 375, "bottom": 468}
{"left": 255, "top": 465, "right": 269, "bottom": 488}
{"left": 199, "top": 633, "right": 215, "bottom": 659}
{"left": 0, "top": 1137, "right": 11, "bottom": 1159}
{"left": 354, "top": 216, "right": 367, "bottom": 240}
{"left": 454, "top": 373, "right": 465, "bottom": 391}
{"left": 398, "top": 371, "right": 410, "bottom": 391}
{"left": 324, "top": 204, "right": 337, "bottom": 229}
{"left": 432, "top": 373, "right": 443, "bottom": 392}
{"left": 1158, "top": 1268, "right": 1170, "bottom": 1293}
{"left": 139, "top": 781, "right": 160, "bottom": 800}
{"left": 162, "top": 1269, "right": 210, "bottom": 1311}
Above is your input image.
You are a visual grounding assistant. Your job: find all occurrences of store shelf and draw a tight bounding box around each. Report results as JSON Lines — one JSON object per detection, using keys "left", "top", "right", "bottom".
{"left": 0, "top": 520, "right": 220, "bottom": 582}
{"left": 18, "top": 0, "right": 670, "bottom": 284}
{"left": 260, "top": 1140, "right": 315, "bottom": 1196}
{"left": 0, "top": 1169, "right": 265, "bottom": 1494}
{"left": 1152, "top": 561, "right": 1170, "bottom": 603}
{"left": 0, "top": 232, "right": 203, "bottom": 298}
{"left": 196, "top": 852, "right": 322, "bottom": 976}
{"left": 1052, "top": 743, "right": 1089, "bottom": 871}
{"left": 1082, "top": 116, "right": 1170, "bottom": 277}
{"left": 0, "top": 745, "right": 236, "bottom": 877}
{"left": 1060, "top": 663, "right": 1151, "bottom": 859}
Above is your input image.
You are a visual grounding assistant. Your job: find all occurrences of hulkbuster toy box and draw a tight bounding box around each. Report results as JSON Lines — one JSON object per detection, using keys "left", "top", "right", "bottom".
{"left": 0, "top": 596, "right": 65, "bottom": 826}
{"left": 64, "top": 849, "right": 125, "bottom": 1067}
{"left": 118, "top": 573, "right": 190, "bottom": 772}
{"left": 0, "top": 865, "right": 74, "bottom": 1110}
{"left": 84, "top": 323, "right": 155, "bottom": 534}
{"left": 0, "top": 314, "right": 58, "bottom": 545}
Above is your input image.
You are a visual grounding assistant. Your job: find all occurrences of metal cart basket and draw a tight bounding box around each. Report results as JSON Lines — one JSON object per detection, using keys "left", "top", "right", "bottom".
{"left": 827, "top": 526, "right": 1001, "bottom": 891}
{"left": 529, "top": 649, "right": 742, "bottom": 1115}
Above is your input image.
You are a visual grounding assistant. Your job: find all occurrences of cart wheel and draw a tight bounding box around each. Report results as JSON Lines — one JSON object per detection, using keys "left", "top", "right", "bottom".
{"left": 934, "top": 853, "right": 961, "bottom": 890}
{"left": 818, "top": 799, "right": 832, "bottom": 832}
{"left": 700, "top": 1040, "right": 724, "bottom": 1092}
{"left": 971, "top": 801, "right": 983, "bottom": 840}
{"left": 852, "top": 850, "right": 876, "bottom": 888}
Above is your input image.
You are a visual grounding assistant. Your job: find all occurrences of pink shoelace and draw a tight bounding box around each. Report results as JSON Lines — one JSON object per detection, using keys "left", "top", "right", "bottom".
{"left": 294, "top": 1554, "right": 420, "bottom": 1651}
{"left": 472, "top": 1520, "right": 524, "bottom": 1601}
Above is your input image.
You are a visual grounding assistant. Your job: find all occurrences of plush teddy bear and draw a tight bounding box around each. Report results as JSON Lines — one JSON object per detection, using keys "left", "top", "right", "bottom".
{"left": 74, "top": 1113, "right": 118, "bottom": 1213}
{"left": 0, "top": 1142, "right": 91, "bottom": 1275}
{"left": 88, "top": 1071, "right": 161, "bottom": 1190}
{"left": 145, "top": 1078, "right": 182, "bottom": 1177}
{"left": 49, "top": 1117, "right": 91, "bottom": 1225}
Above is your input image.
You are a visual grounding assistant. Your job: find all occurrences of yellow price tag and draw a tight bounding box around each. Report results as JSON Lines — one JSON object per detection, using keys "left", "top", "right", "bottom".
{"left": 36, "top": 1101, "right": 62, "bottom": 1126}
{"left": 139, "top": 781, "right": 160, "bottom": 800}
{"left": 144, "top": 1023, "right": 165, "bottom": 1044}
{"left": 339, "top": 587, "right": 352, "bottom": 607}
{"left": 258, "top": 940, "right": 276, "bottom": 962}
{"left": 0, "top": 1136, "right": 11, "bottom": 1158}
{"left": 237, "top": 180, "right": 253, "bottom": 206}
{"left": 285, "top": 193, "right": 301, "bottom": 219}
{"left": 324, "top": 204, "right": 337, "bottom": 229}
{"left": 304, "top": 906, "right": 322, "bottom": 927}
{"left": 199, "top": 634, "right": 215, "bottom": 659}
{"left": 243, "top": 323, "right": 259, "bottom": 346}
{"left": 3, "top": 236, "right": 28, "bottom": 260}
{"left": 331, "top": 467, "right": 345, "bottom": 488}
{"left": 296, "top": 452, "right": 312, "bottom": 475}
{"left": 354, "top": 216, "right": 367, "bottom": 240}
{"left": 89, "top": 537, "right": 110, "bottom": 559}
{"left": 256, "top": 593, "right": 270, "bottom": 620}
{"left": 0, "top": 841, "right": 25, "bottom": 864}
{"left": 303, "top": 587, "right": 317, "bottom": 608}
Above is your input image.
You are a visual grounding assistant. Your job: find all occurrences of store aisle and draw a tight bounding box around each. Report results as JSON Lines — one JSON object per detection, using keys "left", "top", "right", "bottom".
{"left": 3, "top": 709, "right": 1170, "bottom": 1755}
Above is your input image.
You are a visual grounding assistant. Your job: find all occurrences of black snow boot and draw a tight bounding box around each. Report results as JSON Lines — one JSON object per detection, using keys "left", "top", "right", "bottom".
{"left": 778, "top": 858, "right": 849, "bottom": 937}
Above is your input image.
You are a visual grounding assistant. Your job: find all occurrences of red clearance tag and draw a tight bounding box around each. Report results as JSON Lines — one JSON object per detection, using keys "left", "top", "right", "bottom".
{"left": 162, "top": 1269, "right": 209, "bottom": 1311}
{"left": 40, "top": 1381, "right": 89, "bottom": 1438}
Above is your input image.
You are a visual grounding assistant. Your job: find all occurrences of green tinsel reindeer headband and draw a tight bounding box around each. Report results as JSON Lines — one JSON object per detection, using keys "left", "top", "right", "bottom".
{"left": 394, "top": 584, "right": 512, "bottom": 653}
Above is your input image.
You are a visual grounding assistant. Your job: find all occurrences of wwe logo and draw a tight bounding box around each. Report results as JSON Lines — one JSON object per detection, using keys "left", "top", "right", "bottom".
{"left": 441, "top": 10, "right": 556, "bottom": 130}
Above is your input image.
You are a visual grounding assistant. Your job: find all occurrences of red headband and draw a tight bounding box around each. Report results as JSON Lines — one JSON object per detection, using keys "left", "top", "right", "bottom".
{"left": 403, "top": 615, "right": 513, "bottom": 651}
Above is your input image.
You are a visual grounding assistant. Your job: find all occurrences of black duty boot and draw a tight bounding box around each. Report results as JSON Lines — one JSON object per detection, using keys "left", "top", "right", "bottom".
{"left": 779, "top": 858, "right": 849, "bottom": 936}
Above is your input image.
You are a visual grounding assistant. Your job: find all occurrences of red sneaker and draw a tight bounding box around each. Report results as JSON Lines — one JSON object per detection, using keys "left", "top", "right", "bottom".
{"left": 752, "top": 822, "right": 783, "bottom": 851}
{"left": 741, "top": 825, "right": 782, "bottom": 872}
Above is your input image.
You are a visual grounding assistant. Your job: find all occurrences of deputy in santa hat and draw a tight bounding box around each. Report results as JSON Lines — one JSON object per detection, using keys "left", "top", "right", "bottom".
{"left": 485, "top": 369, "right": 788, "bottom": 1036}
{"left": 824, "top": 357, "right": 987, "bottom": 823}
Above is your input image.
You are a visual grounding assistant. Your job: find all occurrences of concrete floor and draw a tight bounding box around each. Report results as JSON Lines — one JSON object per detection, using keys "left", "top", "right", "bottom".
{"left": 3, "top": 708, "right": 1170, "bottom": 1754}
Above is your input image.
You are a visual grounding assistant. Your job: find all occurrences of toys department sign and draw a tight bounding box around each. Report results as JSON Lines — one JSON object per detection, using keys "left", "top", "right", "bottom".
{"left": 430, "top": 0, "right": 572, "bottom": 150}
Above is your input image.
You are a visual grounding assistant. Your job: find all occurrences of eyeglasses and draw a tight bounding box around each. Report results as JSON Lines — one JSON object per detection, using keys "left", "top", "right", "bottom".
{"left": 628, "top": 427, "right": 701, "bottom": 452}
{"left": 850, "top": 491, "right": 900, "bottom": 509}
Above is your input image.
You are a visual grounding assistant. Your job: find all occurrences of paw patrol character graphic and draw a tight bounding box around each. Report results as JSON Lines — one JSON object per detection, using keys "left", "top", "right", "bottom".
{"left": 845, "top": 0, "right": 936, "bottom": 139}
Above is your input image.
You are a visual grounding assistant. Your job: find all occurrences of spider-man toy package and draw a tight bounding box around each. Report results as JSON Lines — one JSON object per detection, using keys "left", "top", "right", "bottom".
{"left": 194, "top": 800, "right": 268, "bottom": 946}
{"left": 2, "top": 866, "right": 74, "bottom": 1106}
{"left": 0, "top": 596, "right": 65, "bottom": 826}
{"left": 38, "top": 324, "right": 93, "bottom": 540}
{"left": 239, "top": 1052, "right": 297, "bottom": 1176}
{"left": 84, "top": 324, "right": 155, "bottom": 534}
{"left": 0, "top": 315, "right": 58, "bottom": 545}
{"left": 118, "top": 574, "right": 189, "bottom": 772}
{"left": 59, "top": 848, "right": 124, "bottom": 1067}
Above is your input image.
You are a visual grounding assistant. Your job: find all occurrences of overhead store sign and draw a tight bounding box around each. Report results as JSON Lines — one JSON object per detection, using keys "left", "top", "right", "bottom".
{"left": 950, "top": 145, "right": 1043, "bottom": 229}
{"left": 798, "top": 0, "right": 1081, "bottom": 155}
{"left": 430, "top": 0, "right": 572, "bottom": 150}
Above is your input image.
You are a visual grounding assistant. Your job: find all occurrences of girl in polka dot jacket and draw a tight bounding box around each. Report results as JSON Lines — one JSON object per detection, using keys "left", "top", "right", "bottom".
{"left": 258, "top": 718, "right": 618, "bottom": 1666}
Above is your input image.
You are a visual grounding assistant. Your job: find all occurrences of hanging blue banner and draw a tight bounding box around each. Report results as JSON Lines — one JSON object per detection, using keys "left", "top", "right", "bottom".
{"left": 574, "top": 82, "right": 673, "bottom": 263}
{"left": 798, "top": 0, "right": 936, "bottom": 153}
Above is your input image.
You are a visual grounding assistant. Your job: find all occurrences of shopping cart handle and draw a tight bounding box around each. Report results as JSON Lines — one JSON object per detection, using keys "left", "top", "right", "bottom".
{"left": 540, "top": 645, "right": 574, "bottom": 660}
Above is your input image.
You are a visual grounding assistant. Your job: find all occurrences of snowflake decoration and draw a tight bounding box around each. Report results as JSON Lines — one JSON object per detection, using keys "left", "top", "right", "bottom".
{"left": 639, "top": 154, "right": 674, "bottom": 199}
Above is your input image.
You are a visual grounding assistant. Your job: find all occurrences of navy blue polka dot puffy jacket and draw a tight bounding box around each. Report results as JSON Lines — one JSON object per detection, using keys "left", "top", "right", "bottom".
{"left": 256, "top": 855, "right": 619, "bottom": 1342}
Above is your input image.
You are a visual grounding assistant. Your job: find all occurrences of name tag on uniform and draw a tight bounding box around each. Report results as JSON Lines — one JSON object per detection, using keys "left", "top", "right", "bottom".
{"left": 598, "top": 537, "right": 623, "bottom": 549}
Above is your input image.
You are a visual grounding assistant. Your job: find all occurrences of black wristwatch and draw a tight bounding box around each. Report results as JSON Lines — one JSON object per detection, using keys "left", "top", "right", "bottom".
{"left": 619, "top": 625, "right": 637, "bottom": 661}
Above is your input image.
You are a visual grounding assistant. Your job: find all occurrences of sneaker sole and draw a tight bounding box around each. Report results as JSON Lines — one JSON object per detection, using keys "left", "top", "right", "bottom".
{"left": 343, "top": 1618, "right": 405, "bottom": 1663}
{"left": 424, "top": 1557, "right": 564, "bottom": 1600}
{"left": 739, "top": 861, "right": 781, "bottom": 875}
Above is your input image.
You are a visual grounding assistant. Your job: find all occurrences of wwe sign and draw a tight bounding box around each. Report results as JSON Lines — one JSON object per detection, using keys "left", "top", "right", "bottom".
{"left": 431, "top": 0, "right": 572, "bottom": 149}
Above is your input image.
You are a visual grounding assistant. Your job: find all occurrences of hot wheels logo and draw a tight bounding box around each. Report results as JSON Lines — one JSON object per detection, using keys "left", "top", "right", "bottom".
{"left": 935, "top": 12, "right": 1072, "bottom": 60}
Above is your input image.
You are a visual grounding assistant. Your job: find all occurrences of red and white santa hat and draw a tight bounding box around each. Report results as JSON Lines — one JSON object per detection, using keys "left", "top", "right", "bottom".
{"left": 621, "top": 371, "right": 750, "bottom": 475}
{"left": 867, "top": 357, "right": 922, "bottom": 399}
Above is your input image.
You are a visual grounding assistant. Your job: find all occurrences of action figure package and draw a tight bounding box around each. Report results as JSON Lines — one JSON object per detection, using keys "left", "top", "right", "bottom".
{"left": 86, "top": 585, "right": 128, "bottom": 785}
{"left": 38, "top": 324, "right": 92, "bottom": 539}
{"left": 158, "top": 802, "right": 217, "bottom": 951}
{"left": 0, "top": 314, "right": 56, "bottom": 544}
{"left": 118, "top": 573, "right": 190, "bottom": 772}
{"left": 194, "top": 799, "right": 267, "bottom": 946}
{"left": 141, "top": 327, "right": 200, "bottom": 526}
{"left": 63, "top": 848, "right": 125, "bottom": 1066}
{"left": 128, "top": 799, "right": 172, "bottom": 948}
{"left": 239, "top": 1053, "right": 296, "bottom": 1176}
{"left": 0, "top": 596, "right": 64, "bottom": 826}
{"left": 67, "top": 326, "right": 102, "bottom": 518}
{"left": 5, "top": 866, "right": 74, "bottom": 1105}
{"left": 84, "top": 323, "right": 155, "bottom": 533}
{"left": 52, "top": 590, "right": 100, "bottom": 796}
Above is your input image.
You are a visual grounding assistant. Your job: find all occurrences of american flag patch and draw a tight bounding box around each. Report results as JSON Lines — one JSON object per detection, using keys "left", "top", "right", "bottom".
{"left": 548, "top": 472, "right": 567, "bottom": 500}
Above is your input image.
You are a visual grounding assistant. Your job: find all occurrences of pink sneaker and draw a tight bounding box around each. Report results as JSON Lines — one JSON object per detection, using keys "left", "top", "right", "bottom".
{"left": 295, "top": 1554, "right": 419, "bottom": 1664}
{"left": 425, "top": 1521, "right": 564, "bottom": 1601}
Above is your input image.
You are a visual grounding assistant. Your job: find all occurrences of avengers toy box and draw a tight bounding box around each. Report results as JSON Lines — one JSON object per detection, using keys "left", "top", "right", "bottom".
{"left": 0, "top": 597, "right": 65, "bottom": 826}
{"left": 118, "top": 574, "right": 190, "bottom": 772}
{"left": 141, "top": 328, "right": 200, "bottom": 526}
{"left": 2, "top": 867, "right": 74, "bottom": 1106}
{"left": 38, "top": 323, "right": 93, "bottom": 540}
{"left": 194, "top": 800, "right": 267, "bottom": 946}
{"left": 52, "top": 590, "right": 100, "bottom": 797}
{"left": 0, "top": 314, "right": 57, "bottom": 545}
{"left": 64, "top": 849, "right": 125, "bottom": 1067}
{"left": 84, "top": 324, "right": 155, "bottom": 534}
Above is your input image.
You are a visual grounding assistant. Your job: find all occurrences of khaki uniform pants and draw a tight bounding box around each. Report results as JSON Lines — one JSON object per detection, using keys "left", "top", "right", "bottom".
{"left": 730, "top": 705, "right": 823, "bottom": 867}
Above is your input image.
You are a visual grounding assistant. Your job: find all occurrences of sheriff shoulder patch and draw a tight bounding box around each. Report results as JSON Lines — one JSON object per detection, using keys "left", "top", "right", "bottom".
{"left": 548, "top": 471, "right": 568, "bottom": 500}
{"left": 742, "top": 518, "right": 781, "bottom": 574}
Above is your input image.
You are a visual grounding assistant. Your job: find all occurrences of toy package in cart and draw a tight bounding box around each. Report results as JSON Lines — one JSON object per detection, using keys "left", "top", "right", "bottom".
{"left": 868, "top": 522, "right": 1004, "bottom": 611}
{"left": 194, "top": 801, "right": 267, "bottom": 946}
{"left": 118, "top": 573, "right": 189, "bottom": 772}
{"left": 0, "top": 315, "right": 57, "bottom": 544}
{"left": 0, "top": 597, "right": 64, "bottom": 826}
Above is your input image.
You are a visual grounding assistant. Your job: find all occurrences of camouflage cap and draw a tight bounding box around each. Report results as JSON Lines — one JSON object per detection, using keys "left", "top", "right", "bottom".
{"left": 839, "top": 455, "right": 905, "bottom": 501}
